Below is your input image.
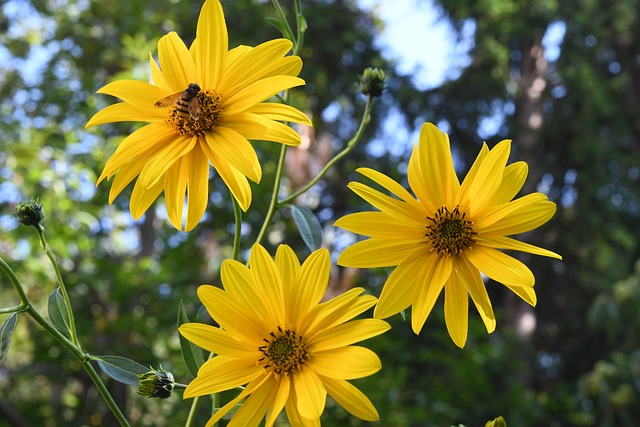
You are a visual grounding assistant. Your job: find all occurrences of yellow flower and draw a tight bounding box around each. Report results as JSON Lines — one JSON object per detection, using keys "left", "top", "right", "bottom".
{"left": 86, "top": 0, "right": 311, "bottom": 231}
{"left": 335, "top": 122, "right": 561, "bottom": 348}
{"left": 179, "top": 244, "right": 389, "bottom": 427}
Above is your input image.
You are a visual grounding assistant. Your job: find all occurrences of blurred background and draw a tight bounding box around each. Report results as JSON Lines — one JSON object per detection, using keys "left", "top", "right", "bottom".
{"left": 1, "top": 0, "right": 639, "bottom": 425}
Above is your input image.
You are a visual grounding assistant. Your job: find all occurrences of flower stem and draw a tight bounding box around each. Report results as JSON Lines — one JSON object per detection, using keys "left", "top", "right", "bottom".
{"left": 254, "top": 143, "right": 288, "bottom": 247}
{"left": 0, "top": 257, "right": 130, "bottom": 426}
{"left": 231, "top": 196, "right": 242, "bottom": 261}
{"left": 34, "top": 225, "right": 80, "bottom": 347}
{"left": 278, "top": 94, "right": 373, "bottom": 206}
{"left": 0, "top": 304, "right": 27, "bottom": 314}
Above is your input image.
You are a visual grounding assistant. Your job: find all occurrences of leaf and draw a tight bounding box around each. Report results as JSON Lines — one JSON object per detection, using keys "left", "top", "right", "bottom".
{"left": 47, "top": 288, "right": 70, "bottom": 338}
{"left": 178, "top": 301, "right": 205, "bottom": 378}
{"left": 291, "top": 205, "right": 323, "bottom": 252}
{"left": 0, "top": 313, "right": 18, "bottom": 365}
{"left": 265, "top": 17, "right": 294, "bottom": 42}
{"left": 93, "top": 355, "right": 148, "bottom": 386}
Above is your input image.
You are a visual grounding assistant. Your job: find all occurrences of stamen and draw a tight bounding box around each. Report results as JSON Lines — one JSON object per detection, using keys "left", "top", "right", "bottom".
{"left": 258, "top": 326, "right": 308, "bottom": 379}
{"left": 166, "top": 89, "right": 223, "bottom": 137}
{"left": 425, "top": 205, "right": 476, "bottom": 256}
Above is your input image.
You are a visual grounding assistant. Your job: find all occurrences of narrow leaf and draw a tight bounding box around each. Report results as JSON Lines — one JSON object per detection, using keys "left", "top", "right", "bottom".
{"left": 93, "top": 355, "right": 148, "bottom": 386}
{"left": 178, "top": 301, "right": 205, "bottom": 378}
{"left": 47, "top": 288, "right": 70, "bottom": 338}
{"left": 0, "top": 313, "right": 18, "bottom": 365}
{"left": 291, "top": 205, "right": 323, "bottom": 251}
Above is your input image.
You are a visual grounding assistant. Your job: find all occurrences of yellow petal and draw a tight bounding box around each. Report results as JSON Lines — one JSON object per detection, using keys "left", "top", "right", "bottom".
{"left": 466, "top": 245, "right": 535, "bottom": 288}
{"left": 300, "top": 288, "right": 376, "bottom": 335}
{"left": 477, "top": 194, "right": 557, "bottom": 236}
{"left": 444, "top": 274, "right": 469, "bottom": 348}
{"left": 164, "top": 158, "right": 187, "bottom": 230}
{"left": 293, "top": 365, "right": 326, "bottom": 419}
{"left": 178, "top": 323, "right": 257, "bottom": 358}
{"left": 275, "top": 244, "right": 301, "bottom": 290}
{"left": 205, "top": 127, "right": 261, "bottom": 183}
{"left": 320, "top": 376, "right": 379, "bottom": 421}
{"left": 219, "top": 38, "right": 294, "bottom": 96}
{"left": 306, "top": 346, "right": 381, "bottom": 379}
{"left": 197, "top": 284, "right": 266, "bottom": 341}
{"left": 137, "top": 135, "right": 197, "bottom": 190}
{"left": 289, "top": 249, "right": 330, "bottom": 323}
{"left": 96, "top": 79, "right": 171, "bottom": 110}
{"left": 411, "top": 255, "right": 452, "bottom": 334}
{"left": 223, "top": 75, "right": 305, "bottom": 116}
{"left": 373, "top": 249, "right": 429, "bottom": 319}
{"left": 149, "top": 52, "right": 170, "bottom": 91}
{"left": 129, "top": 176, "right": 164, "bottom": 220}
{"left": 455, "top": 143, "right": 489, "bottom": 210}
{"left": 185, "top": 145, "right": 210, "bottom": 231}
{"left": 355, "top": 167, "right": 424, "bottom": 209}
{"left": 415, "top": 123, "right": 459, "bottom": 208}
{"left": 249, "top": 243, "right": 285, "bottom": 325}
{"left": 245, "top": 103, "right": 312, "bottom": 126}
{"left": 230, "top": 381, "right": 277, "bottom": 427}
{"left": 285, "top": 392, "right": 321, "bottom": 427}
{"left": 346, "top": 182, "right": 425, "bottom": 226}
{"left": 454, "top": 257, "right": 496, "bottom": 333}
{"left": 334, "top": 212, "right": 425, "bottom": 239}
{"left": 265, "top": 375, "right": 290, "bottom": 427}
{"left": 85, "top": 103, "right": 164, "bottom": 128}
{"left": 195, "top": 0, "right": 227, "bottom": 89}
{"left": 221, "top": 259, "right": 275, "bottom": 328}
{"left": 337, "top": 237, "right": 426, "bottom": 268}
{"left": 466, "top": 139, "right": 511, "bottom": 213}
{"left": 505, "top": 283, "right": 537, "bottom": 306}
{"left": 222, "top": 112, "right": 302, "bottom": 146}
{"left": 157, "top": 31, "right": 196, "bottom": 93}
{"left": 184, "top": 356, "right": 263, "bottom": 398}
{"left": 204, "top": 376, "right": 268, "bottom": 427}
{"left": 308, "top": 319, "right": 390, "bottom": 352}
{"left": 200, "top": 139, "right": 252, "bottom": 211}
{"left": 489, "top": 161, "right": 528, "bottom": 205}
{"left": 476, "top": 235, "right": 562, "bottom": 259}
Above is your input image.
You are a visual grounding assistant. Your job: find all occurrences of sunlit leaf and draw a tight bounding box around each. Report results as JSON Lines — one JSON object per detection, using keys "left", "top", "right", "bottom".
{"left": 291, "top": 205, "right": 323, "bottom": 251}
{"left": 93, "top": 355, "right": 148, "bottom": 386}
{"left": 0, "top": 313, "right": 18, "bottom": 365}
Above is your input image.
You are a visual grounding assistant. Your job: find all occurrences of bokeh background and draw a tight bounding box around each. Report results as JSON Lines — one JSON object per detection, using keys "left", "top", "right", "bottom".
{"left": 1, "top": 0, "right": 639, "bottom": 425}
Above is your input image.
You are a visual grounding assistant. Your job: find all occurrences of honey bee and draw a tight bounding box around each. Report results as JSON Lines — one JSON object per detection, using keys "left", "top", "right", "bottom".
{"left": 154, "top": 83, "right": 201, "bottom": 120}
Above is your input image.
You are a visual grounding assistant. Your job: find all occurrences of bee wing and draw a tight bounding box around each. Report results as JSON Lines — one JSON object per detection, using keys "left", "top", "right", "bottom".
{"left": 154, "top": 92, "right": 181, "bottom": 108}
{"left": 188, "top": 97, "right": 201, "bottom": 120}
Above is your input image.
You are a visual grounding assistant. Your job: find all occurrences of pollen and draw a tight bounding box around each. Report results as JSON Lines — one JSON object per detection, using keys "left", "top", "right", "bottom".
{"left": 166, "top": 90, "right": 223, "bottom": 137}
{"left": 258, "top": 326, "right": 308, "bottom": 379}
{"left": 426, "top": 205, "right": 477, "bottom": 256}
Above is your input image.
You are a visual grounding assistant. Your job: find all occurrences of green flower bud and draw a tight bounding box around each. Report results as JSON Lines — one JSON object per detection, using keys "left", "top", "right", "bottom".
{"left": 15, "top": 198, "right": 44, "bottom": 228}
{"left": 359, "top": 67, "right": 386, "bottom": 97}
{"left": 485, "top": 416, "right": 507, "bottom": 427}
{"left": 138, "top": 366, "right": 175, "bottom": 399}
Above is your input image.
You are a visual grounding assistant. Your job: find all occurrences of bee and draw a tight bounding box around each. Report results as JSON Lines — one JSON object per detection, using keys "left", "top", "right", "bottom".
{"left": 154, "top": 83, "right": 201, "bottom": 120}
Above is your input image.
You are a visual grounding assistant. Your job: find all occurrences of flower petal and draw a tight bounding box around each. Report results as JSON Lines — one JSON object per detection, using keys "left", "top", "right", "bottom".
{"left": 290, "top": 249, "right": 330, "bottom": 323}
{"left": 454, "top": 257, "right": 496, "bottom": 334}
{"left": 476, "top": 235, "right": 562, "bottom": 260}
{"left": 505, "top": 283, "right": 537, "bottom": 306}
{"left": 149, "top": 52, "right": 170, "bottom": 91}
{"left": 466, "top": 245, "right": 535, "bottom": 288}
{"left": 249, "top": 244, "right": 285, "bottom": 325}
{"left": 374, "top": 249, "right": 430, "bottom": 319}
{"left": 164, "top": 158, "right": 187, "bottom": 230}
{"left": 306, "top": 346, "right": 381, "bottom": 380}
{"left": 334, "top": 212, "right": 425, "bottom": 239}
{"left": 223, "top": 75, "right": 305, "bottom": 116}
{"left": 158, "top": 31, "right": 197, "bottom": 93}
{"left": 205, "top": 127, "right": 261, "bottom": 183}
{"left": 455, "top": 143, "right": 490, "bottom": 211}
{"left": 221, "top": 259, "right": 274, "bottom": 328}
{"left": 230, "top": 381, "right": 277, "bottom": 427}
{"left": 320, "top": 376, "right": 379, "bottom": 421}
{"left": 293, "top": 365, "right": 326, "bottom": 419}
{"left": 300, "top": 288, "right": 376, "bottom": 335}
{"left": 489, "top": 161, "right": 528, "bottom": 205}
{"left": 129, "top": 176, "right": 164, "bottom": 220}
{"left": 466, "top": 139, "right": 511, "bottom": 214}
{"left": 195, "top": 0, "right": 228, "bottom": 89}
{"left": 346, "top": 181, "right": 425, "bottom": 226}
{"left": 285, "top": 392, "right": 321, "bottom": 427}
{"left": 245, "top": 102, "right": 312, "bottom": 125}
{"left": 179, "top": 323, "right": 257, "bottom": 358}
{"left": 85, "top": 102, "right": 164, "bottom": 128}
{"left": 411, "top": 254, "right": 453, "bottom": 334}
{"left": 308, "top": 319, "right": 390, "bottom": 352}
{"left": 183, "top": 355, "right": 263, "bottom": 397}
{"left": 222, "top": 112, "right": 302, "bottom": 146}
{"left": 356, "top": 167, "right": 424, "bottom": 209}
{"left": 444, "top": 274, "right": 469, "bottom": 348}
{"left": 137, "top": 135, "right": 197, "bottom": 190}
{"left": 337, "top": 237, "right": 426, "bottom": 268}
{"left": 96, "top": 79, "right": 171, "bottom": 111}
{"left": 185, "top": 144, "right": 210, "bottom": 231}
{"left": 204, "top": 376, "right": 269, "bottom": 427}
{"left": 476, "top": 194, "right": 557, "bottom": 236}
{"left": 265, "top": 375, "right": 290, "bottom": 427}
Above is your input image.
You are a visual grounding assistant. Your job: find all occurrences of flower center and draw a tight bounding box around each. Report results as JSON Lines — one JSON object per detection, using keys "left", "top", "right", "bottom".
{"left": 258, "top": 326, "right": 308, "bottom": 379}
{"left": 425, "top": 205, "right": 476, "bottom": 256}
{"left": 166, "top": 89, "right": 223, "bottom": 137}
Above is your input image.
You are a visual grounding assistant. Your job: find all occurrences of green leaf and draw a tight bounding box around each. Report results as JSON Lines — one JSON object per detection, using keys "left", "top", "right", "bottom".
{"left": 0, "top": 313, "right": 18, "bottom": 365}
{"left": 265, "top": 17, "right": 294, "bottom": 42}
{"left": 291, "top": 205, "right": 323, "bottom": 252}
{"left": 178, "top": 301, "right": 205, "bottom": 378}
{"left": 47, "top": 288, "right": 70, "bottom": 338}
{"left": 93, "top": 355, "right": 148, "bottom": 386}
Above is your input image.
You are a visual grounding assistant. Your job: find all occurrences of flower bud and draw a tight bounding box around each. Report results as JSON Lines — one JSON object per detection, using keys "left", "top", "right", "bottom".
{"left": 137, "top": 366, "right": 175, "bottom": 399}
{"left": 485, "top": 416, "right": 507, "bottom": 427}
{"left": 15, "top": 199, "right": 44, "bottom": 228}
{"left": 359, "top": 67, "right": 386, "bottom": 97}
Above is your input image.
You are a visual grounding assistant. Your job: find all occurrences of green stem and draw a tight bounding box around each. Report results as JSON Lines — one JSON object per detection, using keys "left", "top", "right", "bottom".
{"left": 231, "top": 196, "right": 242, "bottom": 261}
{"left": 293, "top": 0, "right": 305, "bottom": 56}
{"left": 270, "top": 0, "right": 295, "bottom": 44}
{"left": 254, "top": 143, "right": 288, "bottom": 247}
{"left": 0, "top": 257, "right": 130, "bottom": 427}
{"left": 35, "top": 225, "right": 79, "bottom": 347}
{"left": 0, "top": 303, "right": 27, "bottom": 314}
{"left": 279, "top": 95, "right": 373, "bottom": 206}
{"left": 185, "top": 395, "right": 200, "bottom": 427}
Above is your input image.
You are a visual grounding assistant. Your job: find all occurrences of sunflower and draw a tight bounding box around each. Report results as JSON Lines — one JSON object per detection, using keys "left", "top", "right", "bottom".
{"left": 335, "top": 122, "right": 561, "bottom": 348}
{"left": 86, "top": 0, "right": 311, "bottom": 231}
{"left": 179, "top": 244, "right": 389, "bottom": 426}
